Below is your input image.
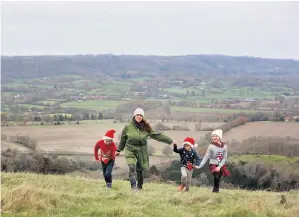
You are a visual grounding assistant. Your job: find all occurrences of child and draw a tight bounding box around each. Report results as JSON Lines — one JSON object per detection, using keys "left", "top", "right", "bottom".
{"left": 94, "top": 129, "right": 117, "bottom": 188}
{"left": 197, "top": 129, "right": 230, "bottom": 193}
{"left": 173, "top": 137, "right": 201, "bottom": 192}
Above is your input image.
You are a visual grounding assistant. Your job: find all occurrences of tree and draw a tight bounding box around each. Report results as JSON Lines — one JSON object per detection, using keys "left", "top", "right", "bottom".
{"left": 33, "top": 116, "right": 41, "bottom": 121}
{"left": 98, "top": 113, "right": 103, "bottom": 120}
{"left": 12, "top": 111, "right": 23, "bottom": 125}
{"left": 59, "top": 114, "right": 64, "bottom": 122}
{"left": 1, "top": 113, "right": 8, "bottom": 125}
{"left": 53, "top": 115, "right": 58, "bottom": 123}
{"left": 195, "top": 122, "right": 201, "bottom": 131}
{"left": 82, "top": 112, "right": 89, "bottom": 120}
{"left": 91, "top": 114, "right": 96, "bottom": 120}
{"left": 162, "top": 102, "right": 171, "bottom": 116}
{"left": 41, "top": 115, "right": 53, "bottom": 124}
{"left": 162, "top": 146, "right": 173, "bottom": 156}
{"left": 72, "top": 113, "right": 81, "bottom": 124}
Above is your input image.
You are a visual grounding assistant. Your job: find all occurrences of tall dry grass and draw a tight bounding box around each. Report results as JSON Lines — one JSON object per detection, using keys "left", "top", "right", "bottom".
{"left": 1, "top": 172, "right": 299, "bottom": 217}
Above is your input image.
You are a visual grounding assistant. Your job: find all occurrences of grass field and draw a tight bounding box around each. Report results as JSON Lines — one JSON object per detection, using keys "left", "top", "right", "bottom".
{"left": 160, "top": 86, "right": 277, "bottom": 100}
{"left": 100, "top": 82, "right": 132, "bottom": 91}
{"left": 35, "top": 100, "right": 58, "bottom": 105}
{"left": 2, "top": 82, "right": 29, "bottom": 88}
{"left": 127, "top": 77, "right": 151, "bottom": 81}
{"left": 224, "top": 122, "right": 299, "bottom": 141}
{"left": 16, "top": 104, "right": 46, "bottom": 109}
{"left": 1, "top": 120, "right": 210, "bottom": 154}
{"left": 172, "top": 106, "right": 256, "bottom": 114}
{"left": 48, "top": 113, "right": 72, "bottom": 117}
{"left": 60, "top": 100, "right": 123, "bottom": 110}
{"left": 2, "top": 172, "right": 299, "bottom": 217}
{"left": 1, "top": 104, "right": 10, "bottom": 111}
{"left": 208, "top": 88, "right": 275, "bottom": 100}
{"left": 34, "top": 84, "right": 53, "bottom": 88}
{"left": 1, "top": 92, "right": 18, "bottom": 96}
{"left": 163, "top": 87, "right": 195, "bottom": 94}
{"left": 0, "top": 140, "right": 30, "bottom": 152}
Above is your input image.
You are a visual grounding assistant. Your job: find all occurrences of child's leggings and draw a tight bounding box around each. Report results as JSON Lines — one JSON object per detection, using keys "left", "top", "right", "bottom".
{"left": 101, "top": 160, "right": 115, "bottom": 184}
{"left": 181, "top": 167, "right": 193, "bottom": 189}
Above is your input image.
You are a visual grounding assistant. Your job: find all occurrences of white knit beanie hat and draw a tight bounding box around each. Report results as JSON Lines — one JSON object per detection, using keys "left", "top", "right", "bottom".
{"left": 211, "top": 129, "right": 223, "bottom": 141}
{"left": 133, "top": 108, "right": 144, "bottom": 117}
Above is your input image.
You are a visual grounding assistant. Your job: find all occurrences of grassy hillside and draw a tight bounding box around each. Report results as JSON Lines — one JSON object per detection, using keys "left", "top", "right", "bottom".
{"left": 1, "top": 173, "right": 299, "bottom": 217}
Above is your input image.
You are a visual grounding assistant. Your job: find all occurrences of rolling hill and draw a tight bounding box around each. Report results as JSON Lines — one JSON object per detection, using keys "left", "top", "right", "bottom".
{"left": 2, "top": 55, "right": 299, "bottom": 80}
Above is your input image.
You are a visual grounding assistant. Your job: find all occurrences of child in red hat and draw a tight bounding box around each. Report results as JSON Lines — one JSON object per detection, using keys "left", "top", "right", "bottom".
{"left": 173, "top": 137, "right": 201, "bottom": 192}
{"left": 94, "top": 130, "right": 117, "bottom": 188}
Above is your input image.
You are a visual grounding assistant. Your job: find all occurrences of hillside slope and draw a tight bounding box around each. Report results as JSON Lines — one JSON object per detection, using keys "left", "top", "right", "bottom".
{"left": 1, "top": 173, "right": 299, "bottom": 217}
{"left": 2, "top": 55, "right": 299, "bottom": 79}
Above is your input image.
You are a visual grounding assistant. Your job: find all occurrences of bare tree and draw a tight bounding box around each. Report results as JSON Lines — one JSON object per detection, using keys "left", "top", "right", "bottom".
{"left": 72, "top": 113, "right": 82, "bottom": 124}
{"left": 1, "top": 113, "right": 8, "bottom": 126}
{"left": 41, "top": 115, "right": 53, "bottom": 124}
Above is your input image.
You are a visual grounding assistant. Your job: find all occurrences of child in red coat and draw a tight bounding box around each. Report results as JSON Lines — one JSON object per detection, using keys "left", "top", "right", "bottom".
{"left": 94, "top": 130, "right": 117, "bottom": 188}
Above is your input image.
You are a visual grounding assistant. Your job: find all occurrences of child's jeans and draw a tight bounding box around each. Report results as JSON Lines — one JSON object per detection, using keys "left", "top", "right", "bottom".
{"left": 181, "top": 167, "right": 193, "bottom": 190}
{"left": 101, "top": 160, "right": 115, "bottom": 184}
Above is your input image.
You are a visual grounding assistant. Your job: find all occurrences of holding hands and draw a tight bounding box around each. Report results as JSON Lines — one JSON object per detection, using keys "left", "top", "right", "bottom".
{"left": 170, "top": 140, "right": 177, "bottom": 146}
{"left": 213, "top": 167, "right": 220, "bottom": 172}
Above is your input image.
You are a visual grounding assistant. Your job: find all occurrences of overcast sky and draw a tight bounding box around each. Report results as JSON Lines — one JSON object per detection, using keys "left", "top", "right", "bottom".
{"left": 1, "top": 1, "right": 299, "bottom": 59}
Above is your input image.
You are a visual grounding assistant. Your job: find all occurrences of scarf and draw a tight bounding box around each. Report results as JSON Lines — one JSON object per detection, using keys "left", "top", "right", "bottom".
{"left": 211, "top": 141, "right": 225, "bottom": 148}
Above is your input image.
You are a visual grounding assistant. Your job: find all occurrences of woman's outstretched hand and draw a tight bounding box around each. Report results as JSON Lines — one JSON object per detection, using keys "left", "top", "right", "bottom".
{"left": 170, "top": 140, "right": 177, "bottom": 146}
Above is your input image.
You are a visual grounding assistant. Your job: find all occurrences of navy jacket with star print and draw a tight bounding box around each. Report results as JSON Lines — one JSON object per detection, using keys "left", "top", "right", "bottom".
{"left": 173, "top": 144, "right": 201, "bottom": 168}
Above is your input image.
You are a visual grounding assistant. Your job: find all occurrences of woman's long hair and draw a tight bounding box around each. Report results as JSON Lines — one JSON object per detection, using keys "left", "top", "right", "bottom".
{"left": 132, "top": 117, "right": 152, "bottom": 132}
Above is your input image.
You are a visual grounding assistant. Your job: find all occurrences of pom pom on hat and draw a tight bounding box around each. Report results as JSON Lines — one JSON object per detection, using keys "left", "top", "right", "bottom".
{"left": 103, "top": 130, "right": 115, "bottom": 140}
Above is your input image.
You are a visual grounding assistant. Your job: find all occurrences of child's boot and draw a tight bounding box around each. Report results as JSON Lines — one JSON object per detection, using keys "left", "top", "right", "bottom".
{"left": 178, "top": 184, "right": 185, "bottom": 192}
{"left": 130, "top": 180, "right": 137, "bottom": 190}
{"left": 212, "top": 187, "right": 219, "bottom": 193}
{"left": 137, "top": 184, "right": 143, "bottom": 190}
{"left": 106, "top": 183, "right": 112, "bottom": 188}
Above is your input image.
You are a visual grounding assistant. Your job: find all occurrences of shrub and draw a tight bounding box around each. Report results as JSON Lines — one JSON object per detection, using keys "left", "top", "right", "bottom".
{"left": 161, "top": 159, "right": 299, "bottom": 191}
{"left": 162, "top": 146, "right": 173, "bottom": 156}
{"left": 1, "top": 134, "right": 8, "bottom": 140}
{"left": 154, "top": 122, "right": 172, "bottom": 131}
{"left": 1, "top": 149, "right": 79, "bottom": 174}
{"left": 15, "top": 134, "right": 37, "bottom": 150}
{"left": 172, "top": 123, "right": 189, "bottom": 131}
{"left": 233, "top": 136, "right": 299, "bottom": 157}
{"left": 195, "top": 123, "right": 201, "bottom": 131}
{"left": 147, "top": 144, "right": 155, "bottom": 156}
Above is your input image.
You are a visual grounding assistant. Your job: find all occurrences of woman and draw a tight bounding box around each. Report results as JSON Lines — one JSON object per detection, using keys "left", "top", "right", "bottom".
{"left": 197, "top": 129, "right": 230, "bottom": 193}
{"left": 116, "top": 108, "right": 176, "bottom": 190}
